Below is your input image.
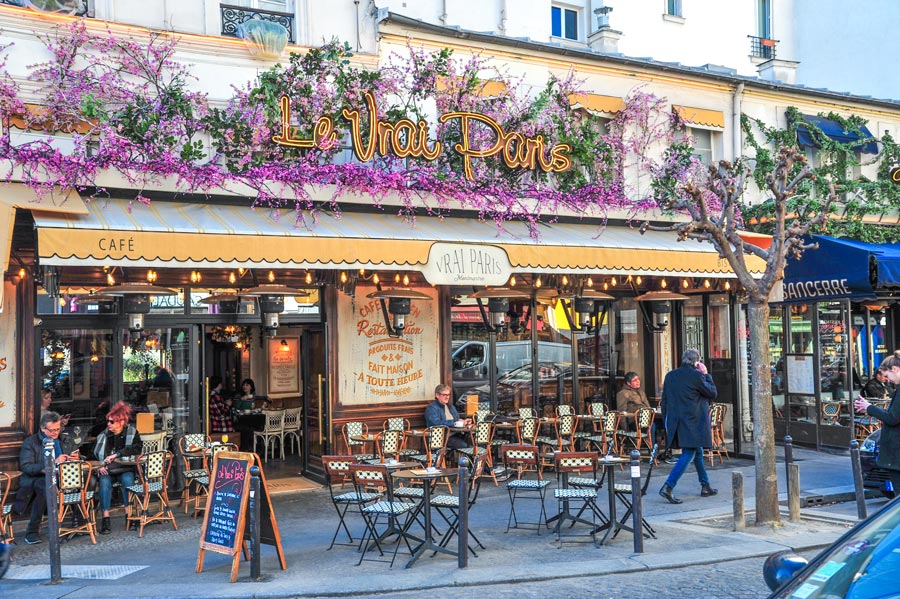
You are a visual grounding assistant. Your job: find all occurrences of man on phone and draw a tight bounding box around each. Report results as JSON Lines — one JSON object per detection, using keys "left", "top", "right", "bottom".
{"left": 14, "top": 411, "right": 78, "bottom": 544}
{"left": 658, "top": 349, "right": 718, "bottom": 504}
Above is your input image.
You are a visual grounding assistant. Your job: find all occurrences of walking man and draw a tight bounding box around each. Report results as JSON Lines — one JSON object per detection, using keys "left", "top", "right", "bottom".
{"left": 659, "top": 349, "right": 718, "bottom": 504}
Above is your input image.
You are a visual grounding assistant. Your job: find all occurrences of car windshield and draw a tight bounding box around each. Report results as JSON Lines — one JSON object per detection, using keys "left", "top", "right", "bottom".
{"left": 777, "top": 497, "right": 900, "bottom": 598}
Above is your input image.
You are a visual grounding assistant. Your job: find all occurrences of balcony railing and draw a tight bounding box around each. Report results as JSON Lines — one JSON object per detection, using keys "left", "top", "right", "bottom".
{"left": 748, "top": 35, "right": 778, "bottom": 60}
{"left": 0, "top": 0, "right": 93, "bottom": 17}
{"left": 221, "top": 4, "right": 295, "bottom": 44}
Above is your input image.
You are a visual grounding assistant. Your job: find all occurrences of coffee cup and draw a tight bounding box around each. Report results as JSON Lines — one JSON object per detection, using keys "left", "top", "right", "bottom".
{"left": 426, "top": 466, "right": 438, "bottom": 473}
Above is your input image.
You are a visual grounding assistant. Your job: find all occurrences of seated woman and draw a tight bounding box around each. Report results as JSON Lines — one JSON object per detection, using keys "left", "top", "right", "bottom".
{"left": 93, "top": 402, "right": 142, "bottom": 534}
{"left": 233, "top": 378, "right": 256, "bottom": 411}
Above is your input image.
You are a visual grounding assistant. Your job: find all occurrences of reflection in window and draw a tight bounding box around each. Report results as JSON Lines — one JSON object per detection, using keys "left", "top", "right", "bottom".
{"left": 819, "top": 302, "right": 849, "bottom": 427}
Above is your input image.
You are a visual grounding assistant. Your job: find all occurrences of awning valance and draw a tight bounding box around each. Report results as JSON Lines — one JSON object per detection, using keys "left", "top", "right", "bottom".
{"left": 672, "top": 105, "right": 726, "bottom": 130}
{"left": 795, "top": 114, "right": 879, "bottom": 154}
{"left": 567, "top": 93, "right": 626, "bottom": 115}
{"left": 33, "top": 199, "right": 763, "bottom": 277}
{"left": 782, "top": 235, "right": 900, "bottom": 301}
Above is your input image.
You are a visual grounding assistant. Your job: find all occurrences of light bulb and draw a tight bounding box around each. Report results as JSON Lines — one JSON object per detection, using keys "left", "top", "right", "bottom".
{"left": 562, "top": 275, "right": 569, "bottom": 286}
{"left": 107, "top": 272, "right": 115, "bottom": 285}
{"left": 535, "top": 277, "right": 542, "bottom": 288}
{"left": 238, "top": 267, "right": 246, "bottom": 276}
{"left": 305, "top": 271, "right": 312, "bottom": 285}
{"left": 228, "top": 272, "right": 236, "bottom": 285}
{"left": 394, "top": 273, "right": 401, "bottom": 283}
{"left": 373, "top": 273, "right": 380, "bottom": 285}
{"left": 661, "top": 279, "right": 667, "bottom": 289}
{"left": 603, "top": 282, "right": 609, "bottom": 290}
{"left": 703, "top": 279, "right": 711, "bottom": 289}
{"left": 340, "top": 271, "right": 348, "bottom": 284}
{"left": 636, "top": 276, "right": 642, "bottom": 285}
{"left": 509, "top": 276, "right": 516, "bottom": 287}
{"left": 403, "top": 274, "right": 410, "bottom": 286}
{"left": 682, "top": 279, "right": 689, "bottom": 289}
{"left": 724, "top": 281, "right": 731, "bottom": 290}
{"left": 268, "top": 271, "right": 275, "bottom": 283}
{"left": 18, "top": 268, "right": 26, "bottom": 278}
{"left": 611, "top": 277, "right": 617, "bottom": 286}
{"left": 586, "top": 277, "right": 593, "bottom": 288}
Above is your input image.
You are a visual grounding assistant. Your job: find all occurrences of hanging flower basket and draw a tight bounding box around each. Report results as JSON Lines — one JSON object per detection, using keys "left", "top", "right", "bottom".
{"left": 237, "top": 19, "right": 289, "bottom": 60}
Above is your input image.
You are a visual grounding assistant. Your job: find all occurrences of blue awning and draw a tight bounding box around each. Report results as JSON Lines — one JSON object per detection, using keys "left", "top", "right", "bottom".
{"left": 782, "top": 235, "right": 900, "bottom": 301}
{"left": 795, "top": 114, "right": 879, "bottom": 154}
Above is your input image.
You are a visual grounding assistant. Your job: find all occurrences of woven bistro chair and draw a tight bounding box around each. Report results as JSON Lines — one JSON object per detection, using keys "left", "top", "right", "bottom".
{"left": 282, "top": 407, "right": 303, "bottom": 456}
{"left": 342, "top": 421, "right": 376, "bottom": 462}
{"left": 322, "top": 455, "right": 381, "bottom": 550}
{"left": 0, "top": 472, "right": 14, "bottom": 544}
{"left": 178, "top": 433, "right": 210, "bottom": 514}
{"left": 707, "top": 403, "right": 730, "bottom": 465}
{"left": 253, "top": 409, "right": 286, "bottom": 462}
{"left": 383, "top": 417, "right": 418, "bottom": 458}
{"left": 125, "top": 450, "right": 177, "bottom": 537}
{"left": 56, "top": 460, "right": 97, "bottom": 544}
{"left": 587, "top": 410, "right": 621, "bottom": 456}
{"left": 553, "top": 451, "right": 605, "bottom": 546}
{"left": 349, "top": 464, "right": 417, "bottom": 567}
{"left": 191, "top": 442, "right": 239, "bottom": 518}
{"left": 612, "top": 445, "right": 659, "bottom": 540}
{"left": 617, "top": 407, "right": 655, "bottom": 458}
{"left": 429, "top": 453, "right": 489, "bottom": 557}
{"left": 502, "top": 444, "right": 551, "bottom": 534}
{"left": 458, "top": 420, "right": 498, "bottom": 485}
{"left": 376, "top": 429, "right": 405, "bottom": 463}
{"left": 516, "top": 416, "right": 541, "bottom": 445}
{"left": 536, "top": 413, "right": 578, "bottom": 469}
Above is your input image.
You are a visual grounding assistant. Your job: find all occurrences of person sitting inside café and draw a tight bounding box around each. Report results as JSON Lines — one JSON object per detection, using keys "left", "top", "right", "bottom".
{"left": 233, "top": 378, "right": 257, "bottom": 411}
{"left": 424, "top": 384, "right": 471, "bottom": 450}
{"left": 864, "top": 367, "right": 892, "bottom": 400}
{"left": 208, "top": 376, "right": 235, "bottom": 435}
{"left": 93, "top": 402, "right": 143, "bottom": 534}
{"left": 15, "top": 411, "right": 79, "bottom": 544}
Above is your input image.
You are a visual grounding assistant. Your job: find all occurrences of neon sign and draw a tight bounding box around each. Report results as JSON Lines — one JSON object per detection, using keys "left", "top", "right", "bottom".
{"left": 272, "top": 91, "right": 571, "bottom": 179}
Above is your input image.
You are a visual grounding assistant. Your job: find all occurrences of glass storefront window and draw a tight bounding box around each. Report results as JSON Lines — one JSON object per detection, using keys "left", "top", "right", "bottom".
{"left": 683, "top": 297, "right": 705, "bottom": 357}
{"left": 37, "top": 291, "right": 119, "bottom": 315}
{"left": 769, "top": 309, "right": 785, "bottom": 417}
{"left": 40, "top": 328, "right": 114, "bottom": 438}
{"left": 819, "top": 302, "right": 849, "bottom": 426}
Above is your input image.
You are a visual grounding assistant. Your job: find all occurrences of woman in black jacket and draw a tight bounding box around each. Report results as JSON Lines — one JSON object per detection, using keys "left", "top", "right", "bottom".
{"left": 856, "top": 353, "right": 900, "bottom": 495}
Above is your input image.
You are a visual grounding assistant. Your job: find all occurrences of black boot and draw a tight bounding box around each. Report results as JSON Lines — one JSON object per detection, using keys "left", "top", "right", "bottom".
{"left": 701, "top": 484, "right": 718, "bottom": 497}
{"left": 100, "top": 517, "right": 111, "bottom": 535}
{"left": 659, "top": 484, "right": 683, "bottom": 504}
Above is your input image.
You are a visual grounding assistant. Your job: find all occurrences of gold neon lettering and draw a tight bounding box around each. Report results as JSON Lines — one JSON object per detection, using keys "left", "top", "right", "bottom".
{"left": 440, "top": 111, "right": 505, "bottom": 179}
{"left": 342, "top": 92, "right": 378, "bottom": 162}
{"left": 273, "top": 96, "right": 338, "bottom": 149}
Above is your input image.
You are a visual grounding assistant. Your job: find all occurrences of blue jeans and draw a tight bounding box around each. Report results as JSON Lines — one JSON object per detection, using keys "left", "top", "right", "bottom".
{"left": 98, "top": 471, "right": 135, "bottom": 511}
{"left": 664, "top": 447, "right": 709, "bottom": 489}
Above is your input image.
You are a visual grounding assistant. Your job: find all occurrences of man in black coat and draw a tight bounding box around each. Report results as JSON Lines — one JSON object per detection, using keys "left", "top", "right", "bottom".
{"left": 856, "top": 353, "right": 900, "bottom": 496}
{"left": 14, "top": 411, "right": 79, "bottom": 544}
{"left": 658, "top": 349, "right": 718, "bottom": 504}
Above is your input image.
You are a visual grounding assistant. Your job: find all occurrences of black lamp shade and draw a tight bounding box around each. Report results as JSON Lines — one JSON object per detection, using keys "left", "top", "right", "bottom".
{"left": 388, "top": 297, "right": 411, "bottom": 315}
{"left": 574, "top": 297, "right": 595, "bottom": 314}
{"left": 123, "top": 295, "right": 151, "bottom": 314}
{"left": 259, "top": 295, "right": 284, "bottom": 314}
{"left": 487, "top": 297, "right": 509, "bottom": 314}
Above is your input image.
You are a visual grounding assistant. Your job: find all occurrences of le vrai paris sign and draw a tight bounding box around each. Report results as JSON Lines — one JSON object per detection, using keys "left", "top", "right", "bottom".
{"left": 272, "top": 92, "right": 572, "bottom": 179}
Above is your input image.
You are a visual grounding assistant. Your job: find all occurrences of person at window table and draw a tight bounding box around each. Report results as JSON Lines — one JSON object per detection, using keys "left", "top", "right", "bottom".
{"left": 208, "top": 376, "right": 234, "bottom": 434}
{"left": 93, "top": 402, "right": 142, "bottom": 535}
{"left": 863, "top": 367, "right": 892, "bottom": 400}
{"left": 856, "top": 353, "right": 900, "bottom": 497}
{"left": 424, "top": 384, "right": 470, "bottom": 450}
{"left": 14, "top": 411, "right": 79, "bottom": 545}
{"left": 233, "top": 378, "right": 256, "bottom": 411}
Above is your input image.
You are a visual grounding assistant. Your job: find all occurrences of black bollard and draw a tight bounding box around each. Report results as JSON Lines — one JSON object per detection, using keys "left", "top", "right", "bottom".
{"left": 43, "top": 441, "right": 61, "bottom": 583}
{"left": 457, "top": 457, "right": 469, "bottom": 569}
{"left": 249, "top": 466, "right": 262, "bottom": 580}
{"left": 784, "top": 436, "right": 794, "bottom": 499}
{"left": 630, "top": 450, "right": 643, "bottom": 554}
{"left": 850, "top": 440, "right": 867, "bottom": 520}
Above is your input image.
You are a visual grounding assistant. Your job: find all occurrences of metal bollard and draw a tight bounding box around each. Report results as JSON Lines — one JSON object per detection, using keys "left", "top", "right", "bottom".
{"left": 783, "top": 436, "right": 794, "bottom": 499}
{"left": 732, "top": 471, "right": 744, "bottom": 531}
{"left": 457, "top": 457, "right": 469, "bottom": 569}
{"left": 788, "top": 464, "right": 801, "bottom": 522}
{"left": 850, "top": 440, "right": 867, "bottom": 520}
{"left": 43, "top": 440, "right": 61, "bottom": 583}
{"left": 630, "top": 450, "right": 643, "bottom": 554}
{"left": 249, "top": 466, "right": 262, "bottom": 580}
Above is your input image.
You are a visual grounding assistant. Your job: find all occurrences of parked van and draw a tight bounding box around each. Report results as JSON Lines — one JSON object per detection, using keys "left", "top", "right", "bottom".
{"left": 451, "top": 340, "right": 571, "bottom": 400}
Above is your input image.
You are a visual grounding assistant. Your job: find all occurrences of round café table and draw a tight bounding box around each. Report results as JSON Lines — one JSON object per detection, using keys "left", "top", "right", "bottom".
{"left": 392, "top": 467, "right": 459, "bottom": 568}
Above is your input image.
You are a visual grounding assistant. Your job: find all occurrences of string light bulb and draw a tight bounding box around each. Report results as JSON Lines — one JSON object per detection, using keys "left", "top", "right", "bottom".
{"left": 146, "top": 270, "right": 157, "bottom": 283}
{"left": 703, "top": 279, "right": 711, "bottom": 289}
{"left": 535, "top": 277, "right": 542, "bottom": 288}
{"left": 268, "top": 271, "right": 275, "bottom": 283}
{"left": 18, "top": 268, "right": 26, "bottom": 278}
{"left": 305, "top": 271, "right": 313, "bottom": 285}
{"left": 509, "top": 276, "right": 516, "bottom": 287}
{"left": 611, "top": 276, "right": 617, "bottom": 287}
{"left": 562, "top": 275, "right": 569, "bottom": 286}
{"left": 603, "top": 282, "right": 609, "bottom": 290}
{"left": 724, "top": 281, "right": 731, "bottom": 290}
{"left": 228, "top": 272, "right": 236, "bottom": 285}
{"left": 238, "top": 267, "right": 246, "bottom": 276}
{"left": 190, "top": 271, "right": 202, "bottom": 284}
{"left": 636, "top": 276, "right": 642, "bottom": 285}
{"left": 373, "top": 273, "right": 380, "bottom": 285}
{"left": 682, "top": 279, "right": 689, "bottom": 289}
{"left": 660, "top": 279, "right": 668, "bottom": 289}
{"left": 402, "top": 274, "right": 410, "bottom": 286}
{"left": 107, "top": 272, "right": 115, "bottom": 286}
{"left": 340, "top": 271, "right": 348, "bottom": 284}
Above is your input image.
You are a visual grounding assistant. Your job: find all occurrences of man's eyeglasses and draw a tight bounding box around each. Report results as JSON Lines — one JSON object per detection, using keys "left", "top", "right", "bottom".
{"left": 107, "top": 419, "right": 119, "bottom": 424}
{"left": 437, "top": 392, "right": 451, "bottom": 397}
{"left": 43, "top": 426, "right": 61, "bottom": 434}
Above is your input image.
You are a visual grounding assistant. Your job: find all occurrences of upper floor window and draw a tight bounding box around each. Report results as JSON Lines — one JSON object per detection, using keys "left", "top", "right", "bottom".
{"left": 551, "top": 4, "right": 580, "bottom": 41}
{"left": 757, "top": 0, "right": 772, "bottom": 38}
{"left": 689, "top": 128, "right": 715, "bottom": 165}
{"left": 230, "top": 0, "right": 292, "bottom": 11}
{"left": 666, "top": 0, "right": 683, "bottom": 17}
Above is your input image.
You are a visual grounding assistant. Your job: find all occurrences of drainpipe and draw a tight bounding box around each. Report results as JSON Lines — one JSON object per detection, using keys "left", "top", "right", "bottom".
{"left": 499, "top": 0, "right": 507, "bottom": 34}
{"left": 732, "top": 83, "right": 744, "bottom": 160}
{"left": 440, "top": 0, "right": 448, "bottom": 24}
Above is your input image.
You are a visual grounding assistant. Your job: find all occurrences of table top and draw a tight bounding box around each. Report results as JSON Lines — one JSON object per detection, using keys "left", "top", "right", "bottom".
{"left": 0, "top": 470, "right": 22, "bottom": 481}
{"left": 350, "top": 433, "right": 380, "bottom": 442}
{"left": 375, "top": 460, "right": 419, "bottom": 470}
{"left": 597, "top": 456, "right": 630, "bottom": 466}
{"left": 393, "top": 467, "right": 460, "bottom": 481}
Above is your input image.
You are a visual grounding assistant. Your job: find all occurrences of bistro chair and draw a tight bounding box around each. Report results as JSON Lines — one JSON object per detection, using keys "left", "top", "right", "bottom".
{"left": 190, "top": 442, "right": 239, "bottom": 518}
{"left": 518, "top": 407, "right": 537, "bottom": 420}
{"left": 56, "top": 460, "right": 97, "bottom": 544}
{"left": 617, "top": 407, "right": 655, "bottom": 458}
{"left": 411, "top": 425, "right": 453, "bottom": 493}
{"left": 429, "top": 453, "right": 489, "bottom": 557}
{"left": 0, "top": 471, "right": 14, "bottom": 544}
{"left": 552, "top": 452, "right": 605, "bottom": 546}
{"left": 612, "top": 444, "right": 659, "bottom": 540}
{"left": 282, "top": 407, "right": 303, "bottom": 457}
{"left": 458, "top": 420, "right": 497, "bottom": 485}
{"left": 383, "top": 417, "right": 418, "bottom": 459}
{"left": 349, "top": 463, "right": 417, "bottom": 567}
{"left": 376, "top": 429, "right": 405, "bottom": 463}
{"left": 254, "top": 409, "right": 286, "bottom": 463}
{"left": 342, "top": 421, "right": 376, "bottom": 462}
{"left": 178, "top": 433, "right": 210, "bottom": 514}
{"left": 141, "top": 431, "right": 167, "bottom": 454}
{"left": 822, "top": 401, "right": 842, "bottom": 427}
{"left": 322, "top": 455, "right": 380, "bottom": 550}
{"left": 502, "top": 444, "right": 550, "bottom": 534}
{"left": 125, "top": 450, "right": 177, "bottom": 537}
{"left": 516, "top": 416, "right": 541, "bottom": 445}
{"left": 707, "top": 403, "right": 729, "bottom": 466}
{"left": 588, "top": 410, "right": 621, "bottom": 456}
{"left": 536, "top": 413, "right": 578, "bottom": 468}
{"left": 855, "top": 398, "right": 881, "bottom": 440}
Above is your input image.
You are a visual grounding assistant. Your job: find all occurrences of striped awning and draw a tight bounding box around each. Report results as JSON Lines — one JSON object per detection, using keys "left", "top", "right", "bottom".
{"left": 672, "top": 105, "right": 726, "bottom": 130}
{"left": 33, "top": 198, "right": 764, "bottom": 277}
{"left": 567, "top": 93, "right": 626, "bottom": 115}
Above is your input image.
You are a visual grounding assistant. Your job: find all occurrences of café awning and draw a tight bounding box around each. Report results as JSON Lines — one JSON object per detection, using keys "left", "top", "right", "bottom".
{"left": 782, "top": 235, "right": 900, "bottom": 301}
{"left": 33, "top": 198, "right": 763, "bottom": 277}
{"left": 795, "top": 114, "right": 879, "bottom": 155}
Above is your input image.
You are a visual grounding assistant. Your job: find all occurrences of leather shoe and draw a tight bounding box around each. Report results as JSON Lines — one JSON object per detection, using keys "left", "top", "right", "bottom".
{"left": 701, "top": 484, "right": 718, "bottom": 497}
{"left": 100, "top": 517, "right": 111, "bottom": 535}
{"left": 659, "top": 484, "right": 682, "bottom": 504}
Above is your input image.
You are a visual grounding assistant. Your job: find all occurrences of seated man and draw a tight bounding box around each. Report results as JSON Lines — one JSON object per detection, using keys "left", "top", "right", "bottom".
{"left": 616, "top": 372, "right": 651, "bottom": 415}
{"left": 863, "top": 367, "right": 892, "bottom": 400}
{"left": 15, "top": 411, "right": 79, "bottom": 544}
{"left": 93, "top": 402, "right": 143, "bottom": 534}
{"left": 424, "top": 384, "right": 470, "bottom": 450}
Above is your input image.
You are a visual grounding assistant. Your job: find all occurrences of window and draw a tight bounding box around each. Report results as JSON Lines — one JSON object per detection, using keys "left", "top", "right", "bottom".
{"left": 689, "top": 128, "right": 714, "bottom": 165}
{"left": 666, "top": 0, "right": 682, "bottom": 17}
{"left": 757, "top": 0, "right": 772, "bottom": 38}
{"left": 551, "top": 5, "right": 579, "bottom": 41}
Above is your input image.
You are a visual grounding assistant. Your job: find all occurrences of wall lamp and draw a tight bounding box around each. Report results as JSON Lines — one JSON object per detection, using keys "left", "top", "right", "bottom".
{"left": 469, "top": 288, "right": 530, "bottom": 333}
{"left": 366, "top": 284, "right": 431, "bottom": 337}
{"left": 367, "top": 288, "right": 433, "bottom": 337}
{"left": 105, "top": 282, "right": 177, "bottom": 331}
{"left": 635, "top": 290, "right": 688, "bottom": 332}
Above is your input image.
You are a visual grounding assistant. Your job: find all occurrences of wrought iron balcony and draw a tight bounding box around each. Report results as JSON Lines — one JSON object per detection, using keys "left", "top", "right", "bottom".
{"left": 0, "top": 0, "right": 93, "bottom": 16}
{"left": 221, "top": 4, "right": 295, "bottom": 44}
{"left": 748, "top": 35, "right": 777, "bottom": 60}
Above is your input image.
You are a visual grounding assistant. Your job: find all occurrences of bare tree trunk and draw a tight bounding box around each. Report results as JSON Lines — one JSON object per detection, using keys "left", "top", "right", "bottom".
{"left": 748, "top": 300, "right": 781, "bottom": 525}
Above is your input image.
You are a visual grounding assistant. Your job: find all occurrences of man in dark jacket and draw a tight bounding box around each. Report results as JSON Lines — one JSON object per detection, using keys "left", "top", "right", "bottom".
{"left": 863, "top": 368, "right": 891, "bottom": 400}
{"left": 424, "top": 384, "right": 470, "bottom": 450}
{"left": 14, "top": 411, "right": 78, "bottom": 544}
{"left": 856, "top": 353, "right": 900, "bottom": 495}
{"left": 658, "top": 349, "right": 718, "bottom": 504}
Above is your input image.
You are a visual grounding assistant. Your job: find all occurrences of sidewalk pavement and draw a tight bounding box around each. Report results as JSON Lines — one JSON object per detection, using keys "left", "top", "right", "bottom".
{"left": 1, "top": 447, "right": 876, "bottom": 599}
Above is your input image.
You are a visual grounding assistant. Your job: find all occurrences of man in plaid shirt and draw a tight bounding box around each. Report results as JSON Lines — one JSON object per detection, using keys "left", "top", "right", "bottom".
{"left": 208, "top": 376, "right": 234, "bottom": 434}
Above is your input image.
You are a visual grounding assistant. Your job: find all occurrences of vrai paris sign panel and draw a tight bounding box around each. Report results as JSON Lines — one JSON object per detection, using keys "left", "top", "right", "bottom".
{"left": 422, "top": 243, "right": 512, "bottom": 286}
